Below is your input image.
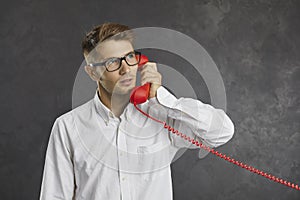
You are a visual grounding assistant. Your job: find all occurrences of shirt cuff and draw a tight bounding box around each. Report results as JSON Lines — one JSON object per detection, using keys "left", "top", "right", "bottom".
{"left": 152, "top": 86, "right": 177, "bottom": 108}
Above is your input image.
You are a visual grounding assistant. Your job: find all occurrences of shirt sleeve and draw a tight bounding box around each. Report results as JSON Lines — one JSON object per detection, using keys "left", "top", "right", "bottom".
{"left": 149, "top": 86, "right": 235, "bottom": 158}
{"left": 39, "top": 117, "right": 76, "bottom": 200}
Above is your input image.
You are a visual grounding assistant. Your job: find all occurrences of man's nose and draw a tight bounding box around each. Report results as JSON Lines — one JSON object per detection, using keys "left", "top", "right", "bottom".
{"left": 119, "top": 60, "right": 130, "bottom": 74}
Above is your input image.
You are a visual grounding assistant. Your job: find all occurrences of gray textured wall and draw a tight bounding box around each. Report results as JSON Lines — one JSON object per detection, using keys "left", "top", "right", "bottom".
{"left": 0, "top": 0, "right": 299, "bottom": 199}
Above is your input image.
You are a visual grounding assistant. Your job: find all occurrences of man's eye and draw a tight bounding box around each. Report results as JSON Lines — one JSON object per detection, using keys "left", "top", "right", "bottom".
{"left": 127, "top": 52, "right": 135, "bottom": 59}
{"left": 106, "top": 59, "right": 119, "bottom": 66}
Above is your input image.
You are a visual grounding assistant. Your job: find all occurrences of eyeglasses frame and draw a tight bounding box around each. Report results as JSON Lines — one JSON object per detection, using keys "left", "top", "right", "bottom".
{"left": 88, "top": 51, "right": 141, "bottom": 72}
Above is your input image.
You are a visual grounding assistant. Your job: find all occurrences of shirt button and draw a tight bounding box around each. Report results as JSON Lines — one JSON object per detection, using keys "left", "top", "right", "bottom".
{"left": 109, "top": 112, "right": 113, "bottom": 118}
{"left": 120, "top": 152, "right": 123, "bottom": 156}
{"left": 122, "top": 177, "right": 126, "bottom": 181}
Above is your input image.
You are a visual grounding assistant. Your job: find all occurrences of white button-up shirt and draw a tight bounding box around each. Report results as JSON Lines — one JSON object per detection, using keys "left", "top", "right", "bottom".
{"left": 39, "top": 86, "right": 234, "bottom": 200}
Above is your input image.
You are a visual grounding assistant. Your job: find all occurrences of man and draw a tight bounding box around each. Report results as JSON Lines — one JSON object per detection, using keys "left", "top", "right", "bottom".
{"left": 39, "top": 22, "right": 234, "bottom": 200}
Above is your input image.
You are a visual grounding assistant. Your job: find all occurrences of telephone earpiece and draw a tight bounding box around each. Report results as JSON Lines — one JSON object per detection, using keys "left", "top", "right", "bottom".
{"left": 129, "top": 54, "right": 151, "bottom": 105}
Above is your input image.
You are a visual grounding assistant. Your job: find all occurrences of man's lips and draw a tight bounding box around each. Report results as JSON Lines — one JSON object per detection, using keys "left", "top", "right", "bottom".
{"left": 119, "top": 78, "right": 133, "bottom": 85}
{"left": 120, "top": 78, "right": 132, "bottom": 83}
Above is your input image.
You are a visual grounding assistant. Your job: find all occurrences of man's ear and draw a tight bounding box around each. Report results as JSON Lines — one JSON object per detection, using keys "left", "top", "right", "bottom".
{"left": 84, "top": 65, "right": 100, "bottom": 81}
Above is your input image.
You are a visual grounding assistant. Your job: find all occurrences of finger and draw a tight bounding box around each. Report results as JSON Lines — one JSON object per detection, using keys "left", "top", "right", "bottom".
{"left": 141, "top": 75, "right": 162, "bottom": 85}
{"left": 140, "top": 68, "right": 159, "bottom": 78}
{"left": 140, "top": 70, "right": 159, "bottom": 78}
{"left": 141, "top": 71, "right": 161, "bottom": 83}
{"left": 141, "top": 62, "right": 157, "bottom": 72}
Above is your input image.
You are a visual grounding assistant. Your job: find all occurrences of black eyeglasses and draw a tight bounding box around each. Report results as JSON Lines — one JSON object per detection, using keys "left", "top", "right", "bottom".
{"left": 88, "top": 51, "right": 141, "bottom": 72}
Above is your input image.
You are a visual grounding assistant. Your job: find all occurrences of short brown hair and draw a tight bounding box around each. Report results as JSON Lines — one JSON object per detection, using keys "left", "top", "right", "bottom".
{"left": 81, "top": 22, "right": 133, "bottom": 57}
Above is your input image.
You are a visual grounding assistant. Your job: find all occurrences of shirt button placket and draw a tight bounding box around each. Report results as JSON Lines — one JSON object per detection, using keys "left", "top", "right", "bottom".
{"left": 117, "top": 126, "right": 131, "bottom": 200}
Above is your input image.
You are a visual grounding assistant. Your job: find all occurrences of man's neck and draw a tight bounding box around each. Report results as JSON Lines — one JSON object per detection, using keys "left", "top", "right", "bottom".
{"left": 98, "top": 86, "right": 130, "bottom": 118}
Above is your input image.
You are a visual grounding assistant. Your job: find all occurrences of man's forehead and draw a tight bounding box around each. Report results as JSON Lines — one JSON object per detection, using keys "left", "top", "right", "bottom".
{"left": 95, "top": 40, "right": 134, "bottom": 60}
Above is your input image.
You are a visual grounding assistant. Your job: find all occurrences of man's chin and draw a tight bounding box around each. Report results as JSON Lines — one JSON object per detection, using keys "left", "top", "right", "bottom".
{"left": 113, "top": 85, "right": 135, "bottom": 96}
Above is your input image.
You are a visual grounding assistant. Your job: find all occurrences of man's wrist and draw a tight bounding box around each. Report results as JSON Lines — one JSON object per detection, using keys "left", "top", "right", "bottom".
{"left": 149, "top": 83, "right": 161, "bottom": 98}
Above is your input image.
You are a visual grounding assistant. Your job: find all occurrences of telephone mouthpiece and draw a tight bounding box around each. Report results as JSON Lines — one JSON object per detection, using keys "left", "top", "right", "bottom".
{"left": 129, "top": 83, "right": 150, "bottom": 105}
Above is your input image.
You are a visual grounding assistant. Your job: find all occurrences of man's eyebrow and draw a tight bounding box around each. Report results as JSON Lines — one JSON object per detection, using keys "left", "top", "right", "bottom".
{"left": 96, "top": 56, "right": 115, "bottom": 63}
{"left": 101, "top": 51, "right": 135, "bottom": 61}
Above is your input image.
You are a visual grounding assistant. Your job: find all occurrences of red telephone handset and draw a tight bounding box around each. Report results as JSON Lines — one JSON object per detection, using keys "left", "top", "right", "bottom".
{"left": 129, "top": 54, "right": 299, "bottom": 191}
{"left": 129, "top": 55, "right": 151, "bottom": 105}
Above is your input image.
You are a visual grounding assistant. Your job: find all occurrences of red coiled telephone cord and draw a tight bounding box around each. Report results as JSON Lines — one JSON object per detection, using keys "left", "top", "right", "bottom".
{"left": 133, "top": 103, "right": 300, "bottom": 191}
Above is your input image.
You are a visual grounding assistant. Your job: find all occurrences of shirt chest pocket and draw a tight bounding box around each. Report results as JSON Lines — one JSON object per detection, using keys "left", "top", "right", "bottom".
{"left": 137, "top": 142, "right": 164, "bottom": 154}
{"left": 136, "top": 142, "right": 172, "bottom": 173}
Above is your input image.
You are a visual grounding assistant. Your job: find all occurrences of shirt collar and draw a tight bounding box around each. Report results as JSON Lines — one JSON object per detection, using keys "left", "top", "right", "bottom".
{"left": 93, "top": 88, "right": 149, "bottom": 124}
{"left": 93, "top": 88, "right": 114, "bottom": 124}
